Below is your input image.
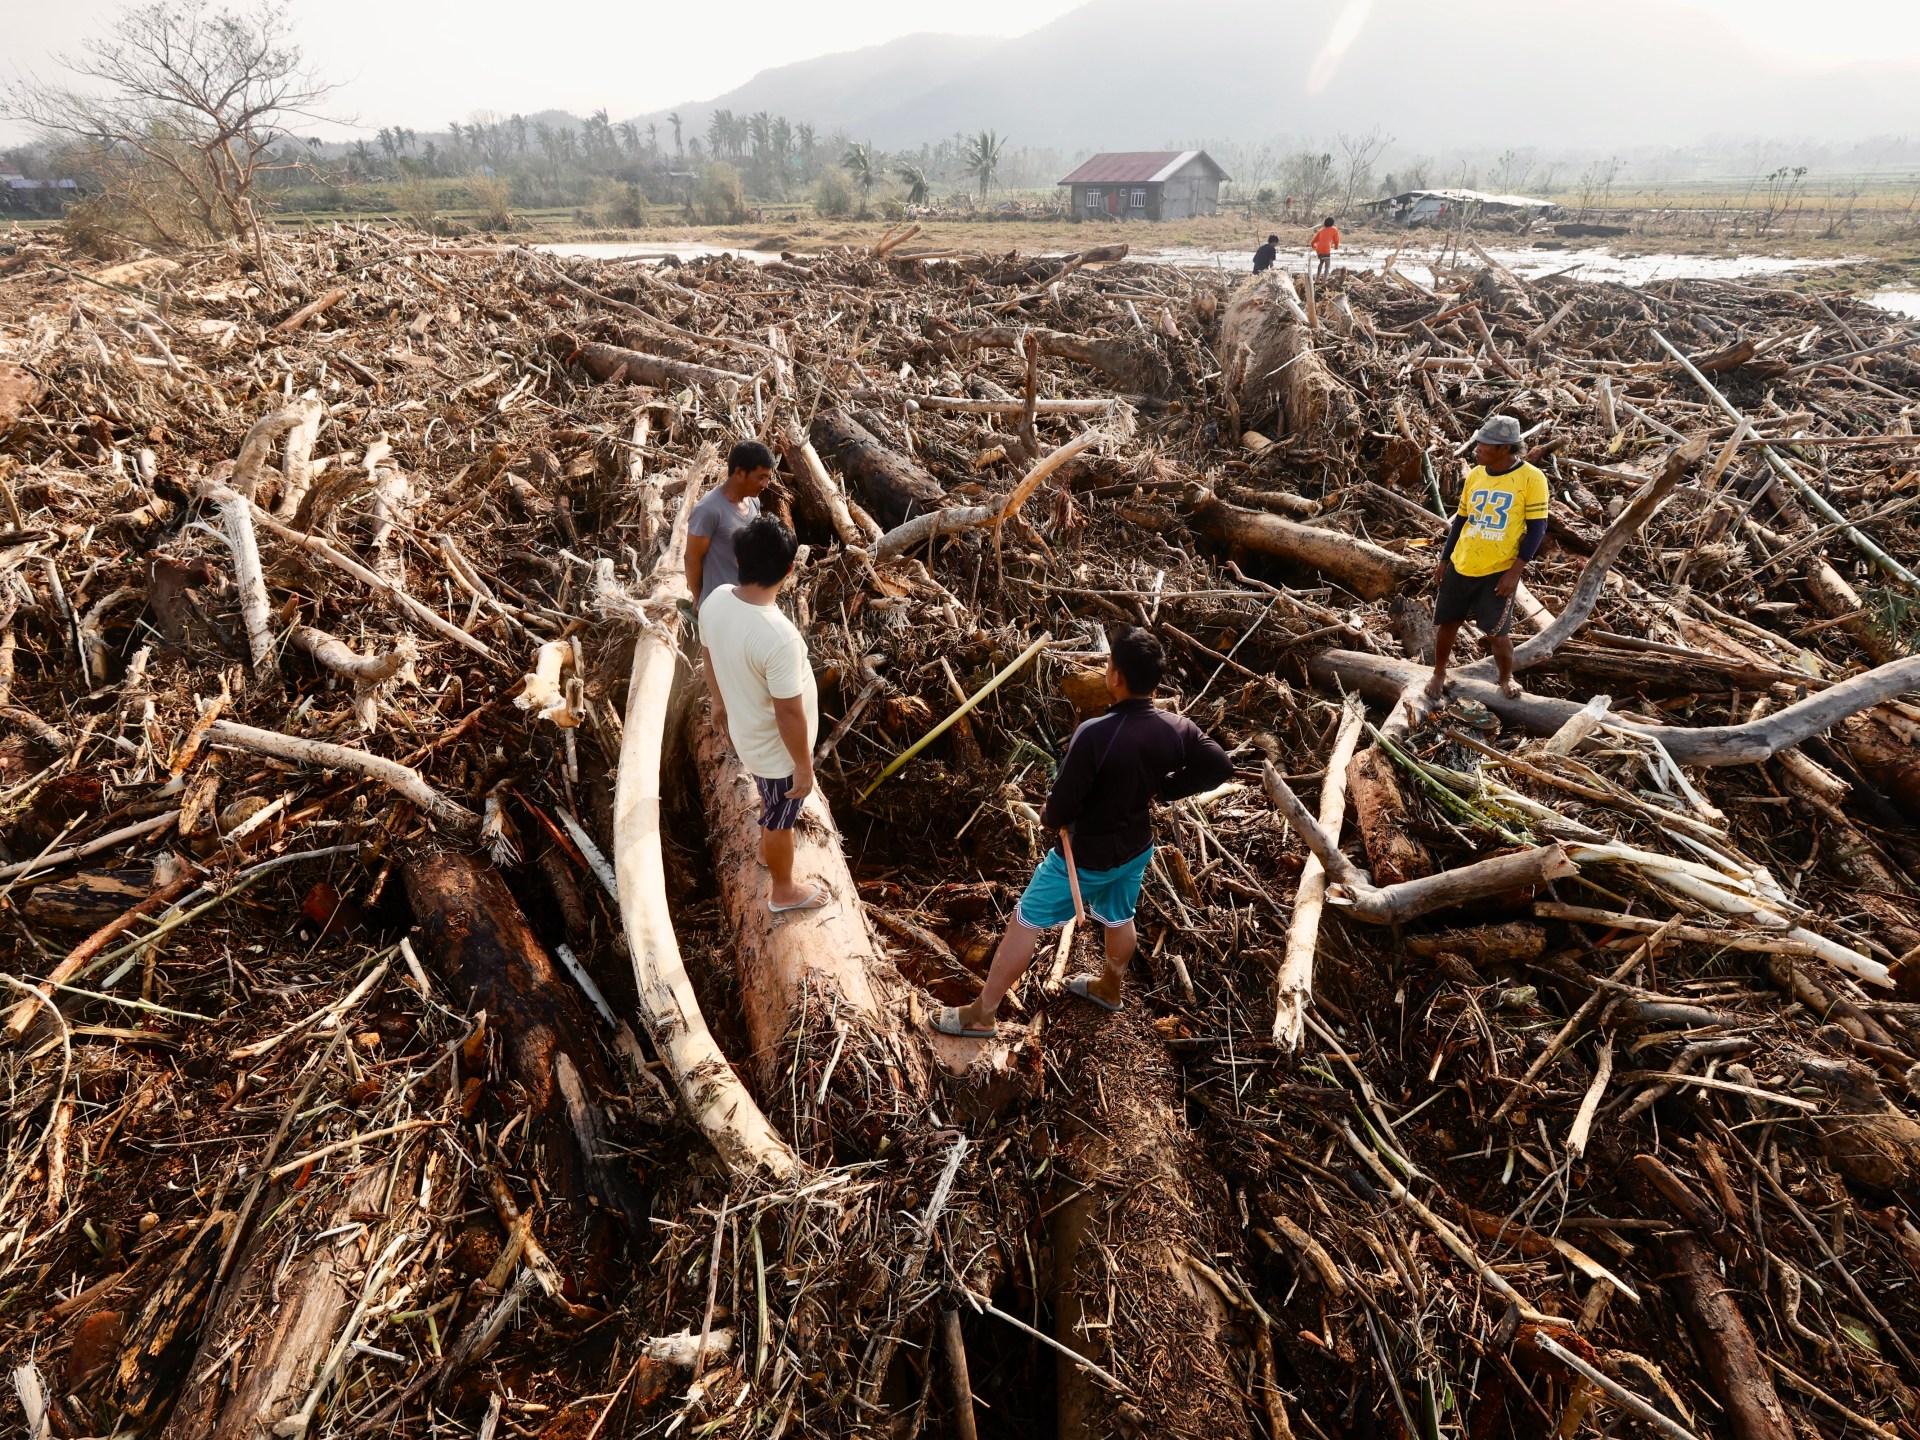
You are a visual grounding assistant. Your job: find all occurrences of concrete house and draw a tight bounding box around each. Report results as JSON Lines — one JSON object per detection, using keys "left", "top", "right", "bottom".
{"left": 1058, "top": 151, "right": 1229, "bottom": 221}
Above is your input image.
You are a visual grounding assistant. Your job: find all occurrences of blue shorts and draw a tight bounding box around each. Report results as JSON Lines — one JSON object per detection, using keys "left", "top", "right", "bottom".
{"left": 754, "top": 775, "right": 805, "bottom": 830}
{"left": 1015, "top": 846, "right": 1153, "bottom": 930}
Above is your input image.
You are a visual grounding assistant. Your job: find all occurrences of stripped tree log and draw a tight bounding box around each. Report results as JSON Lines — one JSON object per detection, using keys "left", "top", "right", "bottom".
{"left": 288, "top": 624, "right": 416, "bottom": 731}
{"left": 609, "top": 450, "right": 798, "bottom": 1179}
{"left": 691, "top": 709, "right": 935, "bottom": 1153}
{"left": 1265, "top": 760, "right": 1577, "bottom": 924}
{"left": 810, "top": 408, "right": 944, "bottom": 528}
{"left": 775, "top": 417, "right": 877, "bottom": 548}
{"left": 200, "top": 485, "right": 275, "bottom": 679}
{"left": 1219, "top": 269, "right": 1348, "bottom": 439}
{"left": 229, "top": 393, "right": 323, "bottom": 504}
{"left": 208, "top": 720, "right": 479, "bottom": 834}
{"left": 405, "top": 851, "right": 644, "bottom": 1233}
{"left": 1188, "top": 490, "right": 1424, "bottom": 600}
{"left": 1310, "top": 649, "right": 1920, "bottom": 766}
{"left": 1274, "top": 697, "right": 1364, "bottom": 1050}
{"left": 559, "top": 335, "right": 757, "bottom": 392}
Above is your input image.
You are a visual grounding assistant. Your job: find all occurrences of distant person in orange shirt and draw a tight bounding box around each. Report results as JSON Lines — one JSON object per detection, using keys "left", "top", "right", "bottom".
{"left": 1311, "top": 217, "right": 1339, "bottom": 278}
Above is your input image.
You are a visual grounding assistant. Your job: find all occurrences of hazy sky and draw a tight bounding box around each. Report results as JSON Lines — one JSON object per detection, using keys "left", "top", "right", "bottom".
{"left": 7, "top": 0, "right": 1920, "bottom": 143}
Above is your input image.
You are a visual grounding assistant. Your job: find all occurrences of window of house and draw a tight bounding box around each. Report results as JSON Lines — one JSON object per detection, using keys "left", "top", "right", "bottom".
{"left": 1085, "top": 189, "right": 1102, "bottom": 208}
{"left": 1131, "top": 188, "right": 1146, "bottom": 208}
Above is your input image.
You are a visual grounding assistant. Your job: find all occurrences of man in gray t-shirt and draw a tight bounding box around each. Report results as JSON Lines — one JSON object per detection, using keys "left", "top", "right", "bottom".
{"left": 687, "top": 440, "right": 777, "bottom": 606}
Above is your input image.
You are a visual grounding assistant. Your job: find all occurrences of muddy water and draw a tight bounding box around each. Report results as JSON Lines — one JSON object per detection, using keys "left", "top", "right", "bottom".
{"left": 1153, "top": 243, "right": 1850, "bottom": 288}
{"left": 1867, "top": 290, "right": 1920, "bottom": 320}
{"left": 537, "top": 241, "right": 784, "bottom": 265}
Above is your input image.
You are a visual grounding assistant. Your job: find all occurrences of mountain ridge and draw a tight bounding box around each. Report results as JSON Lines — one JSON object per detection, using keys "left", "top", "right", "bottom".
{"left": 630, "top": 0, "right": 1920, "bottom": 154}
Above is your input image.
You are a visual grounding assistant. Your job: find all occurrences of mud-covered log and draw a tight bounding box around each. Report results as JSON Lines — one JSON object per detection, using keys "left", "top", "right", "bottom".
{"left": 1220, "top": 270, "right": 1347, "bottom": 439}
{"left": 1189, "top": 491, "right": 1424, "bottom": 600}
{"left": 1345, "top": 746, "right": 1433, "bottom": 886}
{"left": 163, "top": 1154, "right": 417, "bottom": 1440}
{"left": 1839, "top": 712, "right": 1920, "bottom": 824}
{"left": 1048, "top": 1000, "right": 1252, "bottom": 1440}
{"left": 810, "top": 408, "right": 945, "bottom": 529}
{"left": 933, "top": 325, "right": 1175, "bottom": 401}
{"left": 405, "top": 851, "right": 643, "bottom": 1231}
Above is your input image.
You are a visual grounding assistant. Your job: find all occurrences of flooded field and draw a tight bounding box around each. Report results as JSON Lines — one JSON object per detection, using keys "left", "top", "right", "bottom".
{"left": 1868, "top": 289, "right": 1920, "bottom": 319}
{"left": 540, "top": 239, "right": 1854, "bottom": 289}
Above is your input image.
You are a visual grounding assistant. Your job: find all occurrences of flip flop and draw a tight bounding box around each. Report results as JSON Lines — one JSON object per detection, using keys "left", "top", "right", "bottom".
{"left": 1065, "top": 976, "right": 1123, "bottom": 1012}
{"left": 930, "top": 1006, "right": 997, "bottom": 1040}
{"left": 767, "top": 883, "right": 829, "bottom": 915}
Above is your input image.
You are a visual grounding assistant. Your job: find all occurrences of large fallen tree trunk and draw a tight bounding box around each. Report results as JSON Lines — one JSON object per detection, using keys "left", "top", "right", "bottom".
{"left": 1311, "top": 648, "right": 1920, "bottom": 765}
{"left": 557, "top": 334, "right": 757, "bottom": 392}
{"left": 1188, "top": 490, "right": 1424, "bottom": 601}
{"left": 932, "top": 324, "right": 1175, "bottom": 401}
{"left": 1048, "top": 999, "right": 1254, "bottom": 1440}
{"left": 405, "top": 851, "right": 645, "bottom": 1233}
{"left": 691, "top": 708, "right": 930, "bottom": 1151}
{"left": 611, "top": 450, "right": 798, "bottom": 1178}
{"left": 810, "top": 408, "right": 945, "bottom": 529}
{"left": 1219, "top": 269, "right": 1347, "bottom": 439}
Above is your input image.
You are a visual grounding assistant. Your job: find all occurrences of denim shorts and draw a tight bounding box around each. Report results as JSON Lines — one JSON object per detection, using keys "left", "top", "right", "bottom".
{"left": 1015, "top": 845, "right": 1154, "bottom": 930}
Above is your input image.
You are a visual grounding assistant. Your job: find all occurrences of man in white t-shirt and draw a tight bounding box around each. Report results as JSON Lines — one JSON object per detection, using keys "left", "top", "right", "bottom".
{"left": 698, "top": 514, "right": 826, "bottom": 913}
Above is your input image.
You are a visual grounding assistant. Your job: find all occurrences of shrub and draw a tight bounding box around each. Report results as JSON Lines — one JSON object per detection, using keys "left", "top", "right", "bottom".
{"left": 466, "top": 171, "right": 513, "bottom": 231}
{"left": 812, "top": 168, "right": 855, "bottom": 219}
{"left": 588, "top": 177, "right": 648, "bottom": 229}
{"left": 696, "top": 163, "right": 747, "bottom": 224}
{"left": 394, "top": 172, "right": 439, "bottom": 233}
{"left": 879, "top": 197, "right": 906, "bottom": 221}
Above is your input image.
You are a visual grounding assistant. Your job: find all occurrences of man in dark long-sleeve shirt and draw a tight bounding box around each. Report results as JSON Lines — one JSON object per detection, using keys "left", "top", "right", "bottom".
{"left": 934, "top": 627, "right": 1233, "bottom": 1038}
{"left": 1427, "top": 413, "right": 1549, "bottom": 704}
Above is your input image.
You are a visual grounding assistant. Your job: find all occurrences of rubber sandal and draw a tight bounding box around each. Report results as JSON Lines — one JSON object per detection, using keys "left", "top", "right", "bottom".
{"left": 1065, "top": 976, "right": 1123, "bottom": 1012}
{"left": 930, "top": 1006, "right": 996, "bottom": 1040}
{"left": 767, "top": 883, "right": 829, "bottom": 915}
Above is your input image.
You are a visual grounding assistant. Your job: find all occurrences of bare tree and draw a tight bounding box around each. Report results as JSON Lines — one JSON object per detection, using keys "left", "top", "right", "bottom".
{"left": 1335, "top": 127, "right": 1391, "bottom": 215}
{"left": 1283, "top": 150, "right": 1337, "bottom": 216}
{"left": 2, "top": 1, "right": 332, "bottom": 251}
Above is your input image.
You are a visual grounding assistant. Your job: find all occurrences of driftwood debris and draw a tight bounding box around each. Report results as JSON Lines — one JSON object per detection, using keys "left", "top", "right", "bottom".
{"left": 1, "top": 223, "right": 1918, "bottom": 1440}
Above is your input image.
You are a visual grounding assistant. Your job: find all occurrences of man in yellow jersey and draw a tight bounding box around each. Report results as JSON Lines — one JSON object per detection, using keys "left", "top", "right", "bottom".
{"left": 1425, "top": 414, "right": 1549, "bottom": 703}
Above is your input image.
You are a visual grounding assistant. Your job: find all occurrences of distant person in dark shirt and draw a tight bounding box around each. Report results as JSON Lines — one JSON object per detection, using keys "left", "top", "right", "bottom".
{"left": 686, "top": 440, "right": 777, "bottom": 608}
{"left": 1253, "top": 234, "right": 1279, "bottom": 273}
{"left": 932, "top": 627, "right": 1233, "bottom": 1038}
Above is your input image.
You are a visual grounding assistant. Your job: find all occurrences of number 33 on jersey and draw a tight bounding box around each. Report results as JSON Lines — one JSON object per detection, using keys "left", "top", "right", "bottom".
{"left": 1450, "top": 461, "right": 1550, "bottom": 576}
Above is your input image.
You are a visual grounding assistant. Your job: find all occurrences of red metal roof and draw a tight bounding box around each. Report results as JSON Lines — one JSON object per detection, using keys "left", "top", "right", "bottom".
{"left": 1057, "top": 150, "right": 1229, "bottom": 185}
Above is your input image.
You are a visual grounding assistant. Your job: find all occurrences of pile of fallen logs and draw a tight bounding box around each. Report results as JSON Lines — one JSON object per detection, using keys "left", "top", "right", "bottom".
{"left": 0, "top": 219, "right": 1917, "bottom": 1440}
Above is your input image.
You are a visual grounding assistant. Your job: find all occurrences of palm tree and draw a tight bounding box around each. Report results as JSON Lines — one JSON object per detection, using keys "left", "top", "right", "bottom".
{"left": 895, "top": 162, "right": 929, "bottom": 206}
{"left": 842, "top": 142, "right": 881, "bottom": 209}
{"left": 646, "top": 122, "right": 659, "bottom": 157}
{"left": 348, "top": 139, "right": 376, "bottom": 179}
{"left": 668, "top": 111, "right": 683, "bottom": 157}
{"left": 965, "top": 129, "right": 1005, "bottom": 200}
{"left": 748, "top": 111, "right": 772, "bottom": 160}
{"left": 509, "top": 114, "right": 528, "bottom": 154}
{"left": 707, "top": 110, "right": 731, "bottom": 159}
{"left": 618, "top": 121, "right": 640, "bottom": 155}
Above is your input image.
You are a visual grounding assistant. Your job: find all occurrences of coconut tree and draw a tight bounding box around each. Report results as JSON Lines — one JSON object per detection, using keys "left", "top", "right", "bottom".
{"left": 895, "top": 161, "right": 929, "bottom": 206}
{"left": 842, "top": 142, "right": 881, "bottom": 211}
{"left": 618, "top": 121, "right": 639, "bottom": 155}
{"left": 965, "top": 129, "right": 1005, "bottom": 200}
{"left": 668, "top": 111, "right": 683, "bottom": 156}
